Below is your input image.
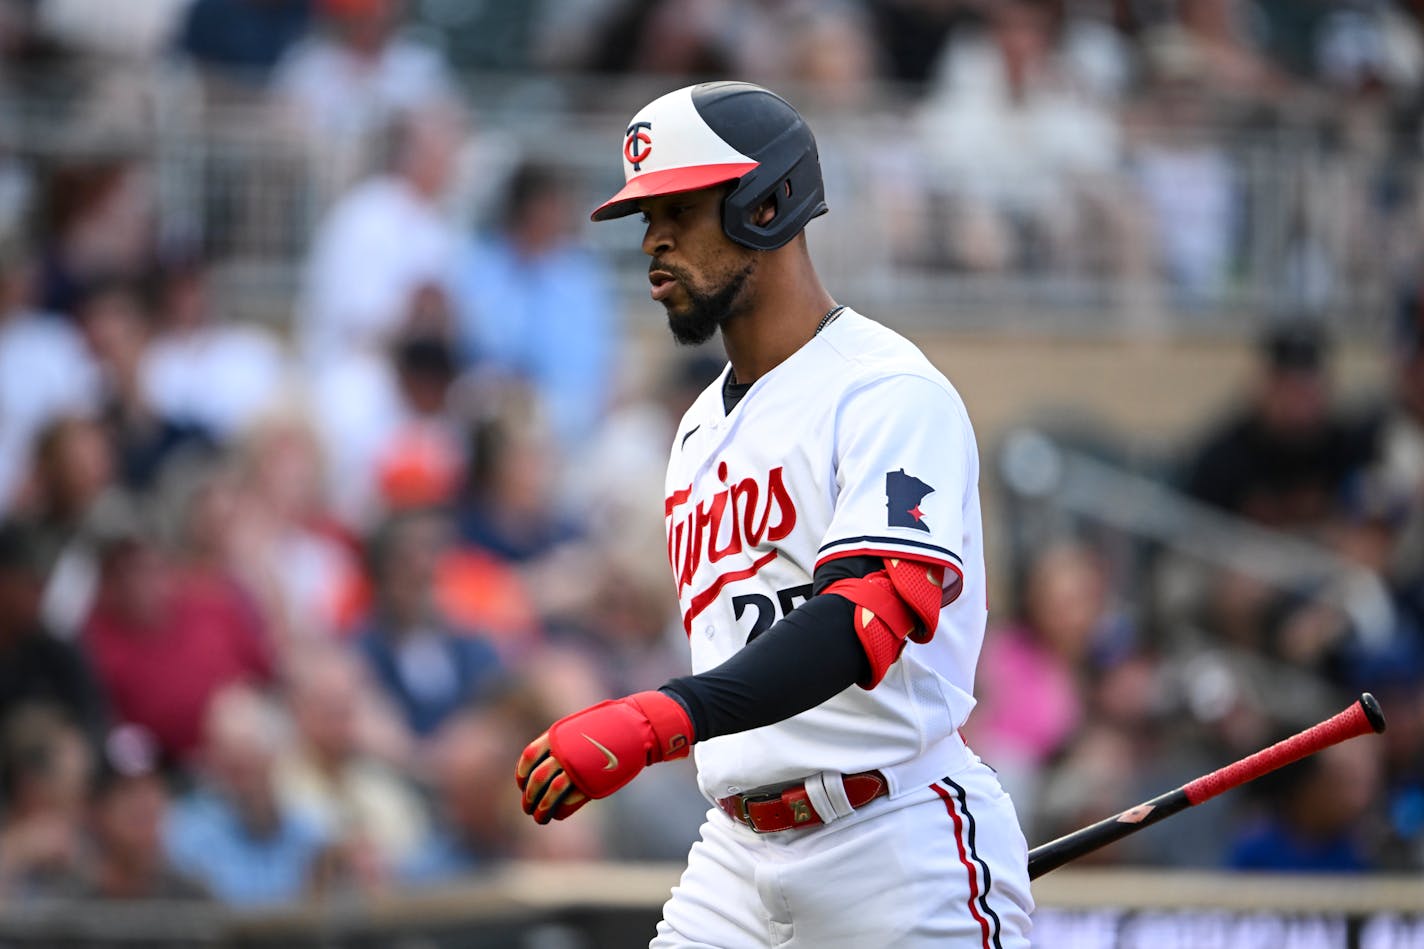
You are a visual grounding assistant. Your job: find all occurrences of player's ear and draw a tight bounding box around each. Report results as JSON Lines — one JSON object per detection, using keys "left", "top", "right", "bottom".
{"left": 753, "top": 196, "right": 778, "bottom": 227}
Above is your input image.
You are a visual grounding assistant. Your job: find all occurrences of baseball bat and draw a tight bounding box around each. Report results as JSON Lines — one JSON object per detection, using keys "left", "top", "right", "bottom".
{"left": 1026, "top": 692, "right": 1387, "bottom": 880}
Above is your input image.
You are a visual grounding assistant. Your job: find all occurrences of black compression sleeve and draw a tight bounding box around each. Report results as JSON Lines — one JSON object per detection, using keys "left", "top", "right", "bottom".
{"left": 661, "top": 557, "right": 887, "bottom": 742}
{"left": 662, "top": 593, "right": 867, "bottom": 741}
{"left": 811, "top": 555, "right": 883, "bottom": 595}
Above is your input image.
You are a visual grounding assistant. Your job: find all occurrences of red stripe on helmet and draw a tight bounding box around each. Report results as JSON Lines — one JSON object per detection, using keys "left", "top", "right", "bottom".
{"left": 591, "top": 162, "right": 759, "bottom": 222}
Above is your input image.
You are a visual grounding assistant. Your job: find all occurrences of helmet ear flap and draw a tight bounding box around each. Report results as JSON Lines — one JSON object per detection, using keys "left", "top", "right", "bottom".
{"left": 721, "top": 154, "right": 830, "bottom": 251}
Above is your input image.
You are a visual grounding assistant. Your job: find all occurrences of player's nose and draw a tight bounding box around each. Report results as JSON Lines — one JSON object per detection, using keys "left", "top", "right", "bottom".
{"left": 641, "top": 219, "right": 673, "bottom": 258}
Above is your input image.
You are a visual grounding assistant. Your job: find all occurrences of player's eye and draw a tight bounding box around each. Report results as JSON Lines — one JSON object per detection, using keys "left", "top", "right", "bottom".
{"left": 639, "top": 212, "right": 650, "bottom": 224}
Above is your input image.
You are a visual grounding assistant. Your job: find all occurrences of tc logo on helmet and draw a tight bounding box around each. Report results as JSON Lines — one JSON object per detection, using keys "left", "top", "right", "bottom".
{"left": 624, "top": 121, "right": 653, "bottom": 171}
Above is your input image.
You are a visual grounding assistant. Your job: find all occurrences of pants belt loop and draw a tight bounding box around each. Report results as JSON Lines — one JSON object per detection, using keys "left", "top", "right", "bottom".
{"left": 805, "top": 770, "right": 856, "bottom": 825}
{"left": 825, "top": 770, "right": 857, "bottom": 819}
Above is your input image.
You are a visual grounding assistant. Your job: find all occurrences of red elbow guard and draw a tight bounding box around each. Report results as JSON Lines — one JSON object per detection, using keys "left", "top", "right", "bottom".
{"left": 824, "top": 557, "right": 950, "bottom": 689}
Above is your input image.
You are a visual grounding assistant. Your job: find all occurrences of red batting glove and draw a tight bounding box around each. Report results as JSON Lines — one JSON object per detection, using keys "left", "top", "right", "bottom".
{"left": 515, "top": 690, "right": 694, "bottom": 824}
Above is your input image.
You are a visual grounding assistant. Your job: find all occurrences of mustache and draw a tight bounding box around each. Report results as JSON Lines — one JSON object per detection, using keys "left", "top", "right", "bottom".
{"left": 649, "top": 260, "right": 693, "bottom": 283}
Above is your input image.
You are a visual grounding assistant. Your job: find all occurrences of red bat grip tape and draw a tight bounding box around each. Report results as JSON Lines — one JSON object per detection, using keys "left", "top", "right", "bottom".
{"left": 1183, "top": 696, "right": 1383, "bottom": 806}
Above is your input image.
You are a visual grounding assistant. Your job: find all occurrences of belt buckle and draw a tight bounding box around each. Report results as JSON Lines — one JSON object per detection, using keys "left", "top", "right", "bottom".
{"left": 737, "top": 790, "right": 782, "bottom": 834}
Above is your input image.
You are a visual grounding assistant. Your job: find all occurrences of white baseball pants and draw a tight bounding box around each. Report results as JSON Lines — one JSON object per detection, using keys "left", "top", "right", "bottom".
{"left": 651, "top": 758, "right": 1034, "bottom": 948}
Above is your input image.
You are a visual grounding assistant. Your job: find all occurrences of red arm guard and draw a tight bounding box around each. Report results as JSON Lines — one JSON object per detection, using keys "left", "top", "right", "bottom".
{"left": 515, "top": 690, "right": 693, "bottom": 824}
{"left": 823, "top": 556, "right": 951, "bottom": 689}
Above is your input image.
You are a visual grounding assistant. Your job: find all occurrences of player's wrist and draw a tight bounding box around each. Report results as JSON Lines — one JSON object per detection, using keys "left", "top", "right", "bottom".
{"left": 541, "top": 691, "right": 695, "bottom": 804}
{"left": 627, "top": 690, "right": 694, "bottom": 761}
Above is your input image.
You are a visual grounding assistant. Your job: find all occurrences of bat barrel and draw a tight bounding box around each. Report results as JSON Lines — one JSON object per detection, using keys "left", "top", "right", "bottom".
{"left": 1027, "top": 789, "right": 1189, "bottom": 881}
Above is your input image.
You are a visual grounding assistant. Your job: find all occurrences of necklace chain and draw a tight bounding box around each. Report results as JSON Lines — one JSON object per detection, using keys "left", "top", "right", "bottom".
{"left": 815, "top": 304, "right": 846, "bottom": 336}
{"left": 727, "top": 305, "right": 847, "bottom": 388}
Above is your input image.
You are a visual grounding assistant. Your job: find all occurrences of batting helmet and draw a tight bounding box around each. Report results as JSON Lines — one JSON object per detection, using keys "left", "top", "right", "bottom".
{"left": 591, "top": 81, "right": 828, "bottom": 251}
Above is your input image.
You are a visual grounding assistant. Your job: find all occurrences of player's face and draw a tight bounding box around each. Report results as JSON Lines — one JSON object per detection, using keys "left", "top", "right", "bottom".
{"left": 639, "top": 188, "right": 757, "bottom": 346}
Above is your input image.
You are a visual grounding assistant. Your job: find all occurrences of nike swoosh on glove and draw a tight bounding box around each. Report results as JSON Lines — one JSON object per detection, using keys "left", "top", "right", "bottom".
{"left": 515, "top": 690, "right": 694, "bottom": 824}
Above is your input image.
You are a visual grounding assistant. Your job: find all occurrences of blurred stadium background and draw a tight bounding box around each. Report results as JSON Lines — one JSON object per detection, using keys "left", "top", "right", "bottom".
{"left": 0, "top": 0, "right": 1422, "bottom": 946}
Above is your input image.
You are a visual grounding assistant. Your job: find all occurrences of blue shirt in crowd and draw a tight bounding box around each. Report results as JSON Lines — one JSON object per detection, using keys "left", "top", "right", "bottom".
{"left": 354, "top": 624, "right": 503, "bottom": 737}
{"left": 458, "top": 237, "right": 616, "bottom": 449}
{"left": 165, "top": 789, "right": 330, "bottom": 907}
{"left": 1226, "top": 821, "right": 1370, "bottom": 873}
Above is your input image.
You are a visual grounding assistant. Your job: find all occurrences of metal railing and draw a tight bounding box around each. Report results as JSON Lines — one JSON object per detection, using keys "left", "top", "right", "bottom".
{"left": 998, "top": 426, "right": 1397, "bottom": 648}
{"left": 0, "top": 864, "right": 1418, "bottom": 948}
{"left": 1, "top": 64, "right": 1411, "bottom": 334}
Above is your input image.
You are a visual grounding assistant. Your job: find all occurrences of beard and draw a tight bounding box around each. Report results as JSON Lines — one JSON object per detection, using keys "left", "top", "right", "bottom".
{"left": 659, "top": 260, "right": 755, "bottom": 346}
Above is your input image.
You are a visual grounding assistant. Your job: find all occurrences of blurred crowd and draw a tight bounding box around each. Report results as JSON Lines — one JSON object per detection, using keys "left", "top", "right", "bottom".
{"left": 972, "top": 317, "right": 1424, "bottom": 874}
{"left": 2, "top": 0, "right": 1424, "bottom": 309}
{"left": 0, "top": 0, "right": 1422, "bottom": 921}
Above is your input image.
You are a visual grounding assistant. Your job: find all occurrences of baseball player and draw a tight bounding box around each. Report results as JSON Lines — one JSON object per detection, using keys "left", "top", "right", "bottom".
{"left": 516, "top": 81, "right": 1034, "bottom": 948}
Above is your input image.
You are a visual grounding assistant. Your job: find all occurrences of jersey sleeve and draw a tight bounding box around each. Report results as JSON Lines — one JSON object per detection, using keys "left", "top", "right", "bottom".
{"left": 817, "top": 373, "right": 971, "bottom": 586}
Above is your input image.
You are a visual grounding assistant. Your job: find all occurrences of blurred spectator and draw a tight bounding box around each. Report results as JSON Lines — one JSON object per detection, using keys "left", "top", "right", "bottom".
{"left": 84, "top": 528, "right": 273, "bottom": 763}
{"left": 177, "top": 0, "right": 313, "bottom": 85}
{"left": 1363, "top": 295, "right": 1424, "bottom": 625}
{"left": 300, "top": 104, "right": 467, "bottom": 527}
{"left": 1139, "top": 0, "right": 1288, "bottom": 104}
{"left": 622, "top": 0, "right": 780, "bottom": 79}
{"left": 457, "top": 161, "right": 618, "bottom": 452}
{"left": 0, "top": 705, "right": 91, "bottom": 900}
{"left": 783, "top": 4, "right": 883, "bottom": 110}
{"left": 414, "top": 1, "right": 541, "bottom": 72}
{"left": 1058, "top": 0, "right": 1134, "bottom": 103}
{"left": 1309, "top": 296, "right": 1424, "bottom": 693}
{"left": 34, "top": 161, "right": 153, "bottom": 318}
{"left": 1312, "top": 1, "right": 1424, "bottom": 94}
{"left": 274, "top": 646, "right": 428, "bottom": 879}
{"left": 0, "top": 520, "right": 105, "bottom": 740}
{"left": 1227, "top": 734, "right": 1383, "bottom": 872}
{"left": 457, "top": 400, "right": 581, "bottom": 565}
{"left": 22, "top": 416, "right": 114, "bottom": 566}
{"left": 33, "top": 0, "right": 188, "bottom": 61}
{"left": 1183, "top": 321, "right": 1375, "bottom": 533}
{"left": 867, "top": 0, "right": 967, "bottom": 85}
{"left": 0, "top": 149, "right": 30, "bottom": 239}
{"left": 1031, "top": 720, "right": 1148, "bottom": 866}
{"left": 966, "top": 542, "right": 1110, "bottom": 817}
{"left": 329, "top": 374, "right": 547, "bottom": 646}
{"left": 354, "top": 509, "right": 503, "bottom": 738}
{"left": 1128, "top": 68, "right": 1238, "bottom": 306}
{"left": 140, "top": 257, "right": 290, "bottom": 442}
{"left": 915, "top": 0, "right": 1123, "bottom": 272}
{"left": 229, "top": 413, "right": 365, "bottom": 647}
{"left": 304, "top": 295, "right": 451, "bottom": 529}
{"left": 271, "top": 0, "right": 453, "bottom": 140}
{"left": 524, "top": 0, "right": 646, "bottom": 74}
{"left": 298, "top": 104, "right": 465, "bottom": 365}
{"left": 72, "top": 724, "right": 209, "bottom": 900}
{"left": 565, "top": 352, "right": 719, "bottom": 543}
{"left": 0, "top": 243, "right": 100, "bottom": 513}
{"left": 27, "top": 415, "right": 117, "bottom": 638}
{"left": 75, "top": 279, "right": 214, "bottom": 492}
{"left": 406, "top": 676, "right": 610, "bottom": 874}
{"left": 166, "top": 685, "right": 333, "bottom": 906}
{"left": 154, "top": 454, "right": 294, "bottom": 675}
{"left": 398, "top": 707, "right": 520, "bottom": 883}
{"left": 373, "top": 322, "right": 466, "bottom": 512}
{"left": 1375, "top": 686, "right": 1424, "bottom": 869}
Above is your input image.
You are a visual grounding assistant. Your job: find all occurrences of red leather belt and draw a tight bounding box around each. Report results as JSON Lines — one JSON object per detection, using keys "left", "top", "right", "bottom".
{"left": 716, "top": 771, "right": 888, "bottom": 834}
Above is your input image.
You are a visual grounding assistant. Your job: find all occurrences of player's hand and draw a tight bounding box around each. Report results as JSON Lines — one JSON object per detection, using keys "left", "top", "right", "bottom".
{"left": 515, "top": 732, "right": 592, "bottom": 823}
{"left": 515, "top": 690, "right": 694, "bottom": 824}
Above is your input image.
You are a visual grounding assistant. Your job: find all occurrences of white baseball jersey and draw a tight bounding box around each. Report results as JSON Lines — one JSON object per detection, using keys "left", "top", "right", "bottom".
{"left": 664, "top": 308, "right": 987, "bottom": 802}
